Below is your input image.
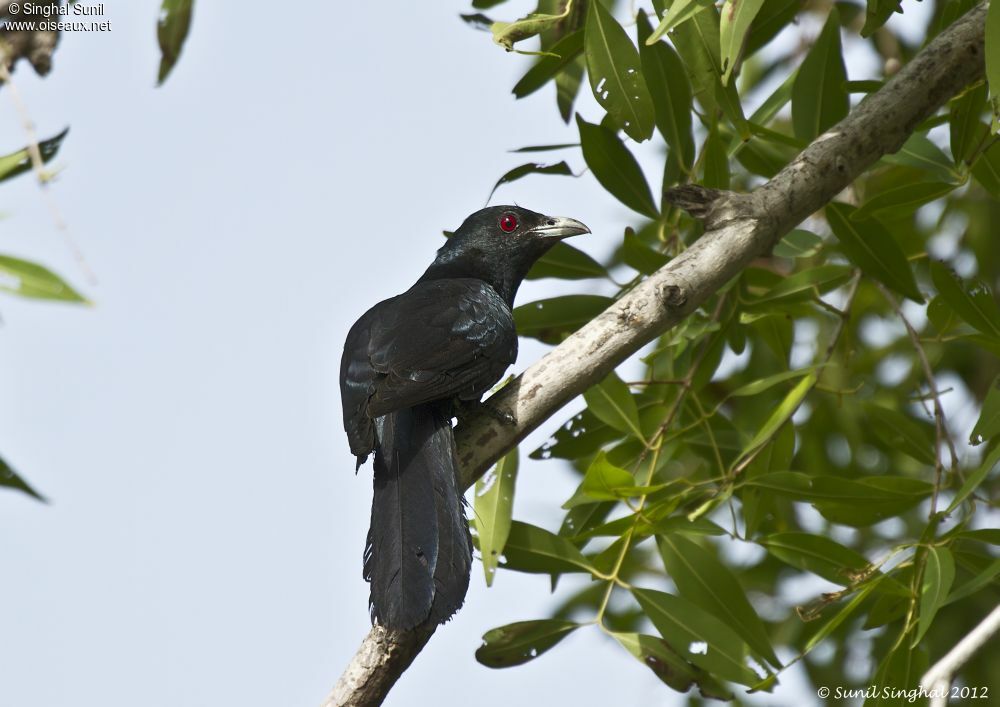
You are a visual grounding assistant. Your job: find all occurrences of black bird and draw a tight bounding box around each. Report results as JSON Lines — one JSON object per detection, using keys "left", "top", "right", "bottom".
{"left": 340, "top": 205, "right": 590, "bottom": 630}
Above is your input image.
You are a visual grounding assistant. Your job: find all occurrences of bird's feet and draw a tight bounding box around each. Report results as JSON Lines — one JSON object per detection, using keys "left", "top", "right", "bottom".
{"left": 455, "top": 399, "right": 517, "bottom": 426}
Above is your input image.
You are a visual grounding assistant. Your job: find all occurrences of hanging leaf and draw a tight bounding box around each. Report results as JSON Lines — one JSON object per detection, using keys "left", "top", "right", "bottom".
{"left": 0, "top": 255, "right": 88, "bottom": 303}
{"left": 930, "top": 261, "right": 1000, "bottom": 339}
{"left": 583, "top": 370, "right": 643, "bottom": 440}
{"left": 851, "top": 182, "right": 957, "bottom": 223}
{"left": 488, "top": 161, "right": 574, "bottom": 200}
{"left": 526, "top": 241, "right": 608, "bottom": 281}
{"left": 157, "top": 0, "right": 194, "bottom": 85}
{"left": 884, "top": 134, "right": 962, "bottom": 182}
{"left": 791, "top": 8, "right": 848, "bottom": 141}
{"left": 865, "top": 404, "right": 937, "bottom": 466}
{"left": 636, "top": 12, "right": 695, "bottom": 177}
{"left": 760, "top": 532, "right": 871, "bottom": 585}
{"left": 0, "top": 454, "right": 47, "bottom": 502}
{"left": 657, "top": 534, "right": 781, "bottom": 666}
{"left": 0, "top": 128, "right": 70, "bottom": 183}
{"left": 970, "top": 375, "right": 1000, "bottom": 444}
{"left": 585, "top": 1, "right": 655, "bottom": 141}
{"left": 914, "top": 547, "right": 955, "bottom": 645}
{"left": 623, "top": 227, "right": 669, "bottom": 274}
{"left": 826, "top": 203, "right": 923, "bottom": 302}
{"left": 861, "top": 0, "right": 903, "bottom": 38}
{"left": 491, "top": 4, "right": 573, "bottom": 53}
{"left": 513, "top": 30, "right": 585, "bottom": 98}
{"left": 719, "top": 0, "right": 767, "bottom": 85}
{"left": 499, "top": 521, "right": 596, "bottom": 574}
{"left": 645, "top": 0, "right": 714, "bottom": 44}
{"left": 632, "top": 588, "right": 761, "bottom": 686}
{"left": 476, "top": 619, "right": 581, "bottom": 668}
{"left": 475, "top": 450, "right": 519, "bottom": 586}
{"left": 576, "top": 115, "right": 658, "bottom": 217}
{"left": 513, "top": 294, "right": 612, "bottom": 344}
{"left": 950, "top": 83, "right": 989, "bottom": 164}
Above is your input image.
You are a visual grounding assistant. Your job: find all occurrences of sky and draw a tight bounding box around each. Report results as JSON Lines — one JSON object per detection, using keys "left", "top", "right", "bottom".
{"left": 0, "top": 1, "right": 930, "bottom": 706}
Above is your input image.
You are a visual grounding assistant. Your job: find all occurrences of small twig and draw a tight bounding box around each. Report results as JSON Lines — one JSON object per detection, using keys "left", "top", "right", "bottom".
{"left": 877, "top": 284, "right": 960, "bottom": 516}
{"left": 0, "top": 58, "right": 96, "bottom": 285}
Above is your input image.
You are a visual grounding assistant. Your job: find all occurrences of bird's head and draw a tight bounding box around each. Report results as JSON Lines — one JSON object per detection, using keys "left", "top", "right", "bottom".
{"left": 426, "top": 206, "right": 590, "bottom": 304}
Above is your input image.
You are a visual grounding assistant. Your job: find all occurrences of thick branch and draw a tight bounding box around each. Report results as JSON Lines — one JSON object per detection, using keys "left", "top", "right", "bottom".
{"left": 326, "top": 4, "right": 987, "bottom": 705}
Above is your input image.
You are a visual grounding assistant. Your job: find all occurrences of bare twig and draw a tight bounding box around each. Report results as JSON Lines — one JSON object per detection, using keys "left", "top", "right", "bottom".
{"left": 327, "top": 3, "right": 989, "bottom": 704}
{"left": 921, "top": 604, "right": 1000, "bottom": 707}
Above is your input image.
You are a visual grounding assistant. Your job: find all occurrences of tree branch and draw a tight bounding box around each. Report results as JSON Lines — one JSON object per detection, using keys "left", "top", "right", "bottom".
{"left": 325, "top": 3, "right": 988, "bottom": 704}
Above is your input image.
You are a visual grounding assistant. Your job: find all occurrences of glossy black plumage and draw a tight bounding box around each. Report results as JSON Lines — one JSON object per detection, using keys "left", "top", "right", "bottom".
{"left": 340, "top": 205, "right": 589, "bottom": 630}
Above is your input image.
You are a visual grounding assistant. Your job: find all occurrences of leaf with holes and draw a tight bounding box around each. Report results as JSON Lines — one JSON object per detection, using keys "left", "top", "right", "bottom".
{"left": 475, "top": 449, "right": 519, "bottom": 586}
{"left": 585, "top": 1, "right": 654, "bottom": 141}
{"left": 476, "top": 619, "right": 581, "bottom": 668}
{"left": 157, "top": 0, "right": 194, "bottom": 85}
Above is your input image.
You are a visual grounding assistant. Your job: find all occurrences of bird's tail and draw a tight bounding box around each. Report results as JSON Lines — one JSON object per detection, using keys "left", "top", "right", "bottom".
{"left": 363, "top": 403, "right": 473, "bottom": 630}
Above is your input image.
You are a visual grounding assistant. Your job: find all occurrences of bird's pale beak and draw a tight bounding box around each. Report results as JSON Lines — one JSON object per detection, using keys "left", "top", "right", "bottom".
{"left": 529, "top": 216, "right": 591, "bottom": 239}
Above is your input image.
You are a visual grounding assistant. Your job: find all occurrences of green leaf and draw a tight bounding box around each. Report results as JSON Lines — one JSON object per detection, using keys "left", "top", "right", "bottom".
{"left": 946, "top": 443, "right": 1000, "bottom": 512}
{"left": 513, "top": 294, "right": 612, "bottom": 345}
{"left": 673, "top": 7, "right": 750, "bottom": 137}
{"left": 737, "top": 373, "right": 816, "bottom": 464}
{"left": 491, "top": 5, "right": 573, "bottom": 53}
{"left": 0, "top": 128, "right": 70, "bottom": 183}
{"left": 657, "top": 534, "right": 780, "bottom": 667}
{"left": 576, "top": 115, "right": 658, "bottom": 218}
{"left": 583, "top": 370, "right": 644, "bottom": 440}
{"left": 914, "top": 547, "right": 955, "bottom": 645}
{"left": 563, "top": 451, "right": 635, "bottom": 507}
{"left": 488, "top": 161, "right": 573, "bottom": 200}
{"left": 950, "top": 83, "right": 989, "bottom": 164}
{"left": 748, "top": 264, "right": 852, "bottom": 307}
{"left": 719, "top": 0, "right": 766, "bottom": 85}
{"left": 0, "top": 255, "right": 88, "bottom": 303}
{"left": 971, "top": 375, "right": 1000, "bottom": 444}
{"left": 585, "top": 1, "right": 655, "bottom": 141}
{"left": 930, "top": 261, "right": 1000, "bottom": 339}
{"left": 791, "top": 8, "right": 848, "bottom": 141}
{"left": 623, "top": 227, "right": 668, "bottom": 274}
{"left": 473, "top": 0, "right": 508, "bottom": 8}
{"left": 633, "top": 588, "right": 760, "bottom": 686}
{"left": 946, "top": 557, "right": 1000, "bottom": 604}
{"left": 851, "top": 182, "right": 957, "bottom": 223}
{"left": 476, "top": 619, "right": 580, "bottom": 668}
{"left": 774, "top": 228, "right": 823, "bottom": 258}
{"left": 885, "top": 134, "right": 962, "bottom": 182}
{"left": 702, "top": 129, "right": 731, "bottom": 189}
{"left": 861, "top": 0, "right": 903, "bottom": 38}
{"left": 987, "top": 0, "right": 1000, "bottom": 124}
{"left": 0, "top": 454, "right": 46, "bottom": 502}
{"left": 826, "top": 202, "right": 923, "bottom": 302}
{"left": 972, "top": 140, "right": 1000, "bottom": 195}
{"left": 645, "top": 0, "right": 714, "bottom": 45}
{"left": 475, "top": 449, "right": 519, "bottom": 586}
{"left": 157, "top": 0, "right": 194, "bottom": 85}
{"left": 865, "top": 404, "right": 937, "bottom": 466}
{"left": 613, "top": 633, "right": 731, "bottom": 698}
{"left": 636, "top": 12, "right": 695, "bottom": 176}
{"left": 803, "top": 579, "right": 883, "bottom": 651}
{"left": 760, "top": 532, "right": 871, "bottom": 585}
{"left": 866, "top": 643, "right": 928, "bottom": 707}
{"left": 526, "top": 241, "right": 608, "bottom": 281}
{"left": 728, "top": 367, "right": 821, "bottom": 399}
{"left": 512, "top": 30, "right": 585, "bottom": 98}
{"left": 500, "top": 521, "right": 595, "bottom": 574}
{"left": 510, "top": 143, "right": 579, "bottom": 153}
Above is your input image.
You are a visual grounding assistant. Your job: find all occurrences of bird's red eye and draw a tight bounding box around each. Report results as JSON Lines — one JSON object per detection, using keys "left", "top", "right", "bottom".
{"left": 499, "top": 214, "right": 518, "bottom": 233}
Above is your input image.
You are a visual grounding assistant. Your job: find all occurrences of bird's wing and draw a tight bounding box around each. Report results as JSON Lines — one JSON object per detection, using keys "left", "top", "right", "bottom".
{"left": 365, "top": 278, "right": 516, "bottom": 417}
